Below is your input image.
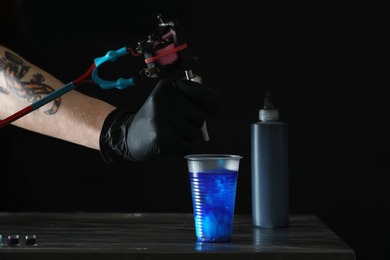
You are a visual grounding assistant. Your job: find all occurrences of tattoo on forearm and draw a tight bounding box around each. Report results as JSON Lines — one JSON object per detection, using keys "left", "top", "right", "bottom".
{"left": 0, "top": 51, "right": 61, "bottom": 114}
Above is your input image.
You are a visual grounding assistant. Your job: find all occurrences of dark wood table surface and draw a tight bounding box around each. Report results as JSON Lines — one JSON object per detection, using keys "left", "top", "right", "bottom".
{"left": 0, "top": 212, "right": 355, "bottom": 260}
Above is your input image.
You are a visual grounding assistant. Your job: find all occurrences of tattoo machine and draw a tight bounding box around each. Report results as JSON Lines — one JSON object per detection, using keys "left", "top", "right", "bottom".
{"left": 0, "top": 15, "right": 209, "bottom": 140}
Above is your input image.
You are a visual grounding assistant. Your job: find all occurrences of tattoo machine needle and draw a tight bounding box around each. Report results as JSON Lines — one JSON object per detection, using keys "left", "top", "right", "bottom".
{"left": 184, "top": 69, "right": 209, "bottom": 141}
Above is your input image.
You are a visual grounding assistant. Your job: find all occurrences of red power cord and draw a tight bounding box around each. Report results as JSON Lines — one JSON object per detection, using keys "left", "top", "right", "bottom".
{"left": 73, "top": 63, "right": 96, "bottom": 85}
{"left": 126, "top": 47, "right": 141, "bottom": 57}
{"left": 0, "top": 63, "right": 97, "bottom": 129}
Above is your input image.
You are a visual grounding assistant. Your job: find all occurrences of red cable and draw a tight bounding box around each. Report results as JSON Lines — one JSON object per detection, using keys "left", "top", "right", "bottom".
{"left": 0, "top": 106, "right": 33, "bottom": 129}
{"left": 126, "top": 47, "right": 141, "bottom": 57}
{"left": 0, "top": 63, "right": 95, "bottom": 128}
{"left": 0, "top": 63, "right": 95, "bottom": 129}
{"left": 73, "top": 63, "right": 96, "bottom": 85}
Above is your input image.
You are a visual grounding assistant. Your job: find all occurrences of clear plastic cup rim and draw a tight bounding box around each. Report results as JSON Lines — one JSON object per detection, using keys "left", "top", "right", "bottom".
{"left": 184, "top": 154, "right": 243, "bottom": 161}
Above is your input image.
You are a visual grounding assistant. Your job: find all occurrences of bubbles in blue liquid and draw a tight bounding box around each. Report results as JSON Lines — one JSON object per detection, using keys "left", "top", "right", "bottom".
{"left": 189, "top": 169, "right": 238, "bottom": 243}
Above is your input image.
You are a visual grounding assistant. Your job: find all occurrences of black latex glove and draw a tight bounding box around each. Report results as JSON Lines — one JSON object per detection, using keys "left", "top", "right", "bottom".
{"left": 99, "top": 79, "right": 219, "bottom": 164}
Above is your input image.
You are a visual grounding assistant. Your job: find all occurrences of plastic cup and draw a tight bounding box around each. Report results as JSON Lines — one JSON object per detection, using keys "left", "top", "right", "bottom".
{"left": 185, "top": 154, "right": 242, "bottom": 243}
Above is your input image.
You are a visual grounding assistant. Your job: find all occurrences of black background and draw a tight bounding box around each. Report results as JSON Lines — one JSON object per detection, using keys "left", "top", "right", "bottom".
{"left": 1, "top": 0, "right": 389, "bottom": 259}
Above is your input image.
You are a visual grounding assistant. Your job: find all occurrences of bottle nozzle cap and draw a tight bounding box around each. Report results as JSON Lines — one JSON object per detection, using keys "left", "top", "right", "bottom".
{"left": 259, "top": 109, "right": 279, "bottom": 121}
{"left": 259, "top": 91, "right": 279, "bottom": 121}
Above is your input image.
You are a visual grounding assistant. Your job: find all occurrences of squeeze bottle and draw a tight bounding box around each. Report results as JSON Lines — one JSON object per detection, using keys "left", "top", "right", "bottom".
{"left": 251, "top": 91, "right": 289, "bottom": 228}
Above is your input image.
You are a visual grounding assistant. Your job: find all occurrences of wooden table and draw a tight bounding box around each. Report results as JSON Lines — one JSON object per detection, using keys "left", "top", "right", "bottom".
{"left": 0, "top": 213, "right": 355, "bottom": 259}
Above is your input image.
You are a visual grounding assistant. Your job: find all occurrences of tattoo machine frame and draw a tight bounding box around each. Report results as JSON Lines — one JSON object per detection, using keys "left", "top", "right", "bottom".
{"left": 0, "top": 15, "right": 208, "bottom": 140}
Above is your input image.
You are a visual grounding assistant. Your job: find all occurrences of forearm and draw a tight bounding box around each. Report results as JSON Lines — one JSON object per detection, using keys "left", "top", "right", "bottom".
{"left": 0, "top": 45, "right": 116, "bottom": 150}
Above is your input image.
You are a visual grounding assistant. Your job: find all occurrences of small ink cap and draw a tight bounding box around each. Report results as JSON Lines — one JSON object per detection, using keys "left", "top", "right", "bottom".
{"left": 259, "top": 91, "right": 279, "bottom": 122}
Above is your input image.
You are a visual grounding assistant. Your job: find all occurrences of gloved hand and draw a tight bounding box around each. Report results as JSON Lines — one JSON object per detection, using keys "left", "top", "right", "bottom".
{"left": 99, "top": 79, "right": 219, "bottom": 164}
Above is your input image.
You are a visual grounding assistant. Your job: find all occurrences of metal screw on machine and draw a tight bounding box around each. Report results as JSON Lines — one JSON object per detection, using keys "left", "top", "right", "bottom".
{"left": 157, "top": 14, "right": 175, "bottom": 27}
{"left": 157, "top": 14, "right": 165, "bottom": 25}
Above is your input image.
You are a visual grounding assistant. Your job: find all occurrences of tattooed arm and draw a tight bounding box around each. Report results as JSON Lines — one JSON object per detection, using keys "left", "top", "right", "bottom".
{"left": 0, "top": 45, "right": 116, "bottom": 149}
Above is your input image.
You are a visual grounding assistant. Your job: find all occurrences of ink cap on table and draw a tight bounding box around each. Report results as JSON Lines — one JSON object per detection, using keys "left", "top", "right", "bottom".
{"left": 7, "top": 235, "right": 19, "bottom": 246}
{"left": 25, "top": 235, "right": 37, "bottom": 246}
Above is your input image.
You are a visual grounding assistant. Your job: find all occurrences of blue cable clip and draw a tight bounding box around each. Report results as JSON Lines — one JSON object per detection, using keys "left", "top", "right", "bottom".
{"left": 92, "top": 47, "right": 136, "bottom": 90}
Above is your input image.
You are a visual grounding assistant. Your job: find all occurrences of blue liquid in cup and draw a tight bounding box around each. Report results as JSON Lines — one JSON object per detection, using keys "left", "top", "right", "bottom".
{"left": 189, "top": 169, "right": 238, "bottom": 243}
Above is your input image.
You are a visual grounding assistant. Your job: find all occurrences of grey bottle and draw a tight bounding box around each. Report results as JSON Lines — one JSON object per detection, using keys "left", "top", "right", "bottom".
{"left": 251, "top": 91, "right": 289, "bottom": 228}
